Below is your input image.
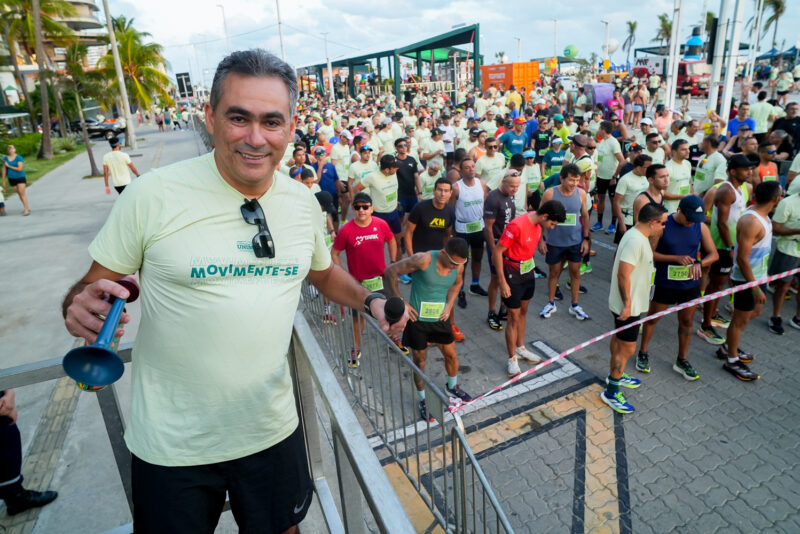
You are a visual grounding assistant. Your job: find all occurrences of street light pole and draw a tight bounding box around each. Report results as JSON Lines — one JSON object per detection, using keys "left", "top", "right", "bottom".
{"left": 707, "top": 0, "right": 731, "bottom": 113}
{"left": 553, "top": 19, "right": 558, "bottom": 58}
{"left": 665, "top": 0, "right": 684, "bottom": 112}
{"left": 276, "top": 0, "right": 286, "bottom": 61}
{"left": 101, "top": 0, "right": 135, "bottom": 149}
{"left": 217, "top": 4, "right": 231, "bottom": 54}
{"left": 515, "top": 37, "right": 522, "bottom": 62}
{"left": 720, "top": 0, "right": 744, "bottom": 121}
{"left": 322, "top": 33, "right": 334, "bottom": 103}
{"left": 601, "top": 20, "right": 610, "bottom": 71}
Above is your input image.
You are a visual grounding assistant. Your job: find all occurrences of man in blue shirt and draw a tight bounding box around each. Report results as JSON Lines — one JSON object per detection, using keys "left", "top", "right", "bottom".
{"left": 313, "top": 146, "right": 342, "bottom": 226}
{"left": 726, "top": 102, "right": 756, "bottom": 138}
{"left": 498, "top": 118, "right": 529, "bottom": 161}
{"left": 524, "top": 108, "right": 539, "bottom": 146}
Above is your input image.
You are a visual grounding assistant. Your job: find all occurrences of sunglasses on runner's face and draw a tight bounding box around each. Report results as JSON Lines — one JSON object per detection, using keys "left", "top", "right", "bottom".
{"left": 241, "top": 198, "right": 276, "bottom": 258}
{"left": 442, "top": 250, "right": 467, "bottom": 266}
{"left": 353, "top": 204, "right": 372, "bottom": 211}
{"left": 487, "top": 145, "right": 499, "bottom": 149}
{"left": 587, "top": 146, "right": 596, "bottom": 150}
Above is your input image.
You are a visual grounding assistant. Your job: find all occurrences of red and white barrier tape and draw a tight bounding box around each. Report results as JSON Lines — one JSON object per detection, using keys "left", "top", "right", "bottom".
{"left": 449, "top": 266, "right": 800, "bottom": 413}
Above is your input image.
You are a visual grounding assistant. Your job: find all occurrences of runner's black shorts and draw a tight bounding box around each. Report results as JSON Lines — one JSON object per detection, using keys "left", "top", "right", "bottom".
{"left": 595, "top": 177, "right": 616, "bottom": 197}
{"left": 768, "top": 250, "right": 800, "bottom": 281}
{"left": 502, "top": 277, "right": 535, "bottom": 309}
{"left": 131, "top": 424, "right": 313, "bottom": 534}
{"left": 710, "top": 249, "right": 734, "bottom": 276}
{"left": 652, "top": 285, "right": 701, "bottom": 306}
{"left": 612, "top": 313, "right": 641, "bottom": 343}
{"left": 8, "top": 177, "right": 26, "bottom": 187}
{"left": 374, "top": 209, "right": 402, "bottom": 233}
{"left": 732, "top": 280, "right": 766, "bottom": 312}
{"left": 545, "top": 242, "right": 582, "bottom": 265}
{"left": 403, "top": 319, "right": 454, "bottom": 350}
{"left": 455, "top": 230, "right": 485, "bottom": 249}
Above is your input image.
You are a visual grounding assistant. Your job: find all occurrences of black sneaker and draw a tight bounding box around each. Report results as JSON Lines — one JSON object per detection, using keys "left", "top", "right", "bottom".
{"left": 566, "top": 279, "right": 588, "bottom": 294}
{"left": 487, "top": 312, "right": 503, "bottom": 331}
{"left": 4, "top": 488, "right": 58, "bottom": 516}
{"left": 716, "top": 346, "right": 754, "bottom": 363}
{"left": 457, "top": 290, "right": 467, "bottom": 308}
{"left": 534, "top": 266, "right": 547, "bottom": 278}
{"left": 497, "top": 306, "right": 508, "bottom": 321}
{"left": 554, "top": 284, "right": 564, "bottom": 301}
{"left": 636, "top": 351, "right": 650, "bottom": 373}
{"left": 419, "top": 399, "right": 434, "bottom": 422}
{"left": 769, "top": 316, "right": 785, "bottom": 335}
{"left": 723, "top": 360, "right": 760, "bottom": 381}
{"left": 469, "top": 284, "right": 488, "bottom": 296}
{"left": 446, "top": 383, "right": 473, "bottom": 403}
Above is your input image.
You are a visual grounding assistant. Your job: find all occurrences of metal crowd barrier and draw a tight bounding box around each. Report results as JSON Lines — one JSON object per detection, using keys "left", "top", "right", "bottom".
{"left": 300, "top": 282, "right": 514, "bottom": 533}
{"left": 0, "top": 315, "right": 415, "bottom": 534}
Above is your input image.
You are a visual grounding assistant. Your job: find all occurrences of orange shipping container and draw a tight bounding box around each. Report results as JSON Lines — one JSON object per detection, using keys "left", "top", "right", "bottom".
{"left": 481, "top": 61, "right": 540, "bottom": 93}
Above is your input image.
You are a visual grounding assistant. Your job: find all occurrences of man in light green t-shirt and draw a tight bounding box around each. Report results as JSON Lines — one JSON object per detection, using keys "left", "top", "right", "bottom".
{"left": 591, "top": 121, "right": 624, "bottom": 234}
{"left": 61, "top": 49, "right": 407, "bottom": 533}
{"left": 664, "top": 139, "right": 693, "bottom": 213}
{"left": 612, "top": 154, "right": 651, "bottom": 238}
{"left": 693, "top": 134, "right": 727, "bottom": 195}
{"left": 749, "top": 90, "right": 776, "bottom": 136}
{"left": 602, "top": 202, "right": 668, "bottom": 414}
{"left": 767, "top": 190, "right": 800, "bottom": 332}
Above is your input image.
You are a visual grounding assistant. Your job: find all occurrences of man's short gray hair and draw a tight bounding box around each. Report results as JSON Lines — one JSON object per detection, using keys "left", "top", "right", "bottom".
{"left": 210, "top": 49, "right": 298, "bottom": 116}
{"left": 428, "top": 160, "right": 441, "bottom": 170}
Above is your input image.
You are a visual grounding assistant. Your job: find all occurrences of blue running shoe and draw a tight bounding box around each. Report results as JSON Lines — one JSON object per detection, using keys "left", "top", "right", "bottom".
{"left": 591, "top": 221, "right": 604, "bottom": 232}
{"left": 606, "top": 372, "right": 642, "bottom": 389}
{"left": 398, "top": 274, "right": 412, "bottom": 284}
{"left": 600, "top": 391, "right": 635, "bottom": 414}
{"left": 606, "top": 223, "right": 616, "bottom": 235}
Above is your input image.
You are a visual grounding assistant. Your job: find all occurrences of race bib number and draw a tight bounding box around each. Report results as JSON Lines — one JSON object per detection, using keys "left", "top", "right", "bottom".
{"left": 679, "top": 183, "right": 690, "bottom": 195}
{"left": 362, "top": 276, "right": 384, "bottom": 291}
{"left": 385, "top": 191, "right": 397, "bottom": 203}
{"left": 667, "top": 265, "right": 691, "bottom": 281}
{"left": 598, "top": 154, "right": 604, "bottom": 163}
{"left": 694, "top": 170, "right": 706, "bottom": 182}
{"left": 559, "top": 213, "right": 577, "bottom": 226}
{"left": 465, "top": 220, "right": 482, "bottom": 233}
{"left": 763, "top": 175, "right": 777, "bottom": 182}
{"left": 528, "top": 179, "right": 541, "bottom": 189}
{"left": 420, "top": 301, "right": 445, "bottom": 319}
{"left": 424, "top": 184, "right": 434, "bottom": 194}
{"left": 520, "top": 257, "right": 535, "bottom": 274}
{"left": 325, "top": 234, "right": 333, "bottom": 248}
{"left": 549, "top": 165, "right": 562, "bottom": 176}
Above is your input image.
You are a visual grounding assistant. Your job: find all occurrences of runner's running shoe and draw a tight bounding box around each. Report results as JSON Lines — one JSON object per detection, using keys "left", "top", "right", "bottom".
{"left": 446, "top": 384, "right": 473, "bottom": 403}
{"left": 790, "top": 316, "right": 800, "bottom": 330}
{"left": 507, "top": 356, "right": 521, "bottom": 377}
{"left": 600, "top": 391, "right": 635, "bottom": 414}
{"left": 419, "top": 399, "right": 434, "bottom": 422}
{"left": 567, "top": 279, "right": 588, "bottom": 294}
{"left": 696, "top": 326, "right": 725, "bottom": 345}
{"left": 636, "top": 352, "right": 651, "bottom": 373}
{"left": 768, "top": 316, "right": 784, "bottom": 335}
{"left": 723, "top": 360, "right": 759, "bottom": 381}
{"left": 451, "top": 323, "right": 465, "bottom": 342}
{"left": 487, "top": 312, "right": 503, "bottom": 331}
{"left": 591, "top": 221, "right": 604, "bottom": 232}
{"left": 554, "top": 285, "right": 564, "bottom": 301}
{"left": 457, "top": 290, "right": 467, "bottom": 309}
{"left": 711, "top": 314, "right": 731, "bottom": 329}
{"left": 515, "top": 346, "right": 543, "bottom": 364}
{"left": 569, "top": 304, "right": 590, "bottom": 320}
{"left": 606, "top": 372, "right": 641, "bottom": 389}
{"left": 534, "top": 266, "right": 547, "bottom": 278}
{"left": 398, "top": 274, "right": 412, "bottom": 285}
{"left": 390, "top": 335, "right": 410, "bottom": 355}
{"left": 606, "top": 224, "right": 617, "bottom": 235}
{"left": 469, "top": 284, "right": 488, "bottom": 296}
{"left": 348, "top": 348, "right": 361, "bottom": 368}
{"left": 715, "top": 346, "right": 753, "bottom": 363}
{"left": 580, "top": 262, "right": 593, "bottom": 274}
{"left": 673, "top": 359, "right": 699, "bottom": 381}
{"left": 540, "top": 302, "right": 557, "bottom": 318}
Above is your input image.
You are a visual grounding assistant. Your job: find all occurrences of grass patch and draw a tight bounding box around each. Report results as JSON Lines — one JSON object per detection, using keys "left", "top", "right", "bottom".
{"left": 2, "top": 146, "right": 87, "bottom": 198}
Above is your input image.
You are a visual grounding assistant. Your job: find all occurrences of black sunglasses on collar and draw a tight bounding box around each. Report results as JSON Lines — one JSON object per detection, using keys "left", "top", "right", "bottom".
{"left": 241, "top": 198, "right": 276, "bottom": 258}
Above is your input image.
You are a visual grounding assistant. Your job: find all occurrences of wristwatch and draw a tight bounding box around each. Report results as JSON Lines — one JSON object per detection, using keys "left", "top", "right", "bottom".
{"left": 583, "top": 235, "right": 591, "bottom": 241}
{"left": 364, "top": 292, "right": 387, "bottom": 316}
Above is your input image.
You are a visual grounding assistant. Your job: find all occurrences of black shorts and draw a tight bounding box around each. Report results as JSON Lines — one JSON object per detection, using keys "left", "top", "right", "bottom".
{"left": 456, "top": 230, "right": 485, "bottom": 249}
{"left": 652, "top": 285, "right": 701, "bottom": 306}
{"left": 402, "top": 319, "right": 454, "bottom": 350}
{"left": 732, "top": 280, "right": 766, "bottom": 312}
{"left": 777, "top": 90, "right": 790, "bottom": 96}
{"left": 613, "top": 225, "right": 627, "bottom": 244}
{"left": 595, "top": 177, "right": 616, "bottom": 197}
{"left": 612, "top": 313, "right": 642, "bottom": 343}
{"left": 768, "top": 250, "right": 800, "bottom": 281}
{"left": 114, "top": 185, "right": 126, "bottom": 194}
{"left": 131, "top": 424, "right": 313, "bottom": 534}
{"left": 8, "top": 177, "right": 26, "bottom": 187}
{"left": 502, "top": 277, "right": 535, "bottom": 309}
{"left": 710, "top": 249, "right": 734, "bottom": 276}
{"left": 545, "top": 242, "right": 582, "bottom": 265}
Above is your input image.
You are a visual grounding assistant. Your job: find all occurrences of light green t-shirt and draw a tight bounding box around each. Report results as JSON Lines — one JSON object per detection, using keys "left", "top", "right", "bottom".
{"left": 330, "top": 143, "right": 351, "bottom": 182}
{"left": 643, "top": 146, "right": 666, "bottom": 165}
{"left": 774, "top": 194, "right": 800, "bottom": 258}
{"left": 749, "top": 101, "right": 774, "bottom": 134}
{"left": 615, "top": 172, "right": 649, "bottom": 225}
{"left": 88, "top": 151, "right": 331, "bottom": 466}
{"left": 476, "top": 153, "right": 507, "bottom": 190}
{"left": 790, "top": 152, "right": 800, "bottom": 174}
{"left": 777, "top": 76, "right": 793, "bottom": 92}
{"left": 693, "top": 151, "right": 727, "bottom": 195}
{"left": 103, "top": 150, "right": 133, "bottom": 187}
{"left": 664, "top": 158, "right": 693, "bottom": 213}
{"left": 609, "top": 227, "right": 654, "bottom": 317}
{"left": 419, "top": 171, "right": 440, "bottom": 200}
{"left": 523, "top": 163, "right": 542, "bottom": 192}
{"left": 596, "top": 136, "right": 622, "bottom": 180}
{"left": 361, "top": 170, "right": 399, "bottom": 213}
{"left": 423, "top": 138, "right": 446, "bottom": 170}
{"left": 348, "top": 159, "right": 377, "bottom": 185}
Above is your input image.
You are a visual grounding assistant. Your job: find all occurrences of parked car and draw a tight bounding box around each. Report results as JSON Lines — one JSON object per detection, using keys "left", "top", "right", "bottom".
{"left": 69, "top": 118, "right": 126, "bottom": 140}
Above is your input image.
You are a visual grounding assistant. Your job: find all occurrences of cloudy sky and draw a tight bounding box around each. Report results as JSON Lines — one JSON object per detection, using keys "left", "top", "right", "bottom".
{"left": 103, "top": 0, "right": 800, "bottom": 87}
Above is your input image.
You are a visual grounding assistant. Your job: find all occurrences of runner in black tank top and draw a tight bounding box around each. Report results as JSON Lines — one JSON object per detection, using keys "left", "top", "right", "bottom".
{"left": 632, "top": 163, "right": 669, "bottom": 226}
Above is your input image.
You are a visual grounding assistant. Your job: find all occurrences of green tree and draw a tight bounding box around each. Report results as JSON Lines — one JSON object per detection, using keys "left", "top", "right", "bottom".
{"left": 0, "top": 0, "right": 75, "bottom": 134}
{"left": 622, "top": 21, "right": 637, "bottom": 65}
{"left": 64, "top": 42, "right": 102, "bottom": 175}
{"left": 652, "top": 13, "right": 672, "bottom": 51}
{"left": 96, "top": 20, "right": 172, "bottom": 113}
{"left": 763, "top": 0, "right": 786, "bottom": 54}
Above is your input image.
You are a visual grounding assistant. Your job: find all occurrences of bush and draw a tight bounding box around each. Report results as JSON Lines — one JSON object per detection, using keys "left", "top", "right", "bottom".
{"left": 0, "top": 133, "right": 42, "bottom": 157}
{"left": 53, "top": 137, "right": 77, "bottom": 152}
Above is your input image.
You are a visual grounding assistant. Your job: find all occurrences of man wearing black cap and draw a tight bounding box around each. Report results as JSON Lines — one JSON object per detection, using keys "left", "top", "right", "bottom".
{"left": 103, "top": 136, "right": 140, "bottom": 195}
{"left": 698, "top": 154, "right": 756, "bottom": 345}
{"left": 637, "top": 195, "right": 718, "bottom": 379}
{"left": 421, "top": 128, "right": 446, "bottom": 172}
{"left": 460, "top": 126, "right": 481, "bottom": 154}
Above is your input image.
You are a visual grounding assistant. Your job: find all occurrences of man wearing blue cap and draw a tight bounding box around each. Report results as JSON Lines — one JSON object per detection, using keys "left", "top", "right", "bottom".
{"left": 637, "top": 195, "right": 718, "bottom": 380}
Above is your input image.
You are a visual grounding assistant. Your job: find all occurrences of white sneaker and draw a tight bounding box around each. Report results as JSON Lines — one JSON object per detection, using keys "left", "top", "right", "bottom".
{"left": 539, "top": 302, "right": 557, "bottom": 318}
{"left": 507, "top": 356, "right": 521, "bottom": 377}
{"left": 515, "top": 346, "right": 543, "bottom": 364}
{"left": 569, "top": 304, "right": 590, "bottom": 321}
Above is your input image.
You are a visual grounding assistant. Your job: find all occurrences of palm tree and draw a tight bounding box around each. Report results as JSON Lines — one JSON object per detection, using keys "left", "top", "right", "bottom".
{"left": 64, "top": 42, "right": 101, "bottom": 175}
{"left": 494, "top": 51, "right": 506, "bottom": 64}
{"left": 32, "top": 0, "right": 53, "bottom": 159}
{"left": 96, "top": 22, "right": 172, "bottom": 113}
{"left": 652, "top": 13, "right": 672, "bottom": 52}
{"left": 763, "top": 0, "right": 786, "bottom": 55}
{"left": 622, "top": 21, "right": 637, "bottom": 65}
{"left": 590, "top": 51, "right": 599, "bottom": 73}
{"left": 0, "top": 0, "right": 75, "bottom": 134}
